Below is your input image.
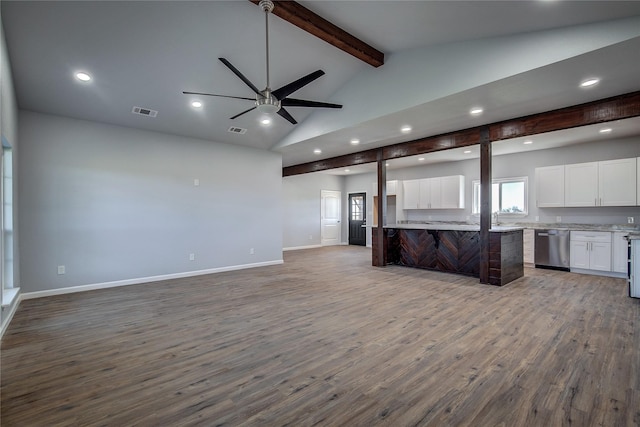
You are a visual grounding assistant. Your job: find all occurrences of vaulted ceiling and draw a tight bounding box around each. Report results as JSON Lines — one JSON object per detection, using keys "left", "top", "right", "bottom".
{"left": 2, "top": 1, "right": 640, "bottom": 169}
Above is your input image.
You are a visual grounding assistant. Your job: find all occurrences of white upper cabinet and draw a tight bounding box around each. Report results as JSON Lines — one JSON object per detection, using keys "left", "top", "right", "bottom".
{"left": 598, "top": 158, "right": 636, "bottom": 206}
{"left": 372, "top": 180, "right": 399, "bottom": 196}
{"left": 387, "top": 180, "right": 398, "bottom": 196}
{"left": 564, "top": 162, "right": 599, "bottom": 207}
{"left": 402, "top": 179, "right": 420, "bottom": 209}
{"left": 402, "top": 176, "right": 465, "bottom": 210}
{"left": 439, "top": 175, "right": 465, "bottom": 209}
{"left": 418, "top": 179, "right": 433, "bottom": 209}
{"left": 537, "top": 157, "right": 637, "bottom": 208}
{"left": 535, "top": 165, "right": 565, "bottom": 207}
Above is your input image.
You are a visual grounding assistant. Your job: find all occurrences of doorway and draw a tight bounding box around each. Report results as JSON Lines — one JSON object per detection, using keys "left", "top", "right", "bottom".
{"left": 321, "top": 190, "right": 342, "bottom": 246}
{"left": 348, "top": 192, "right": 366, "bottom": 246}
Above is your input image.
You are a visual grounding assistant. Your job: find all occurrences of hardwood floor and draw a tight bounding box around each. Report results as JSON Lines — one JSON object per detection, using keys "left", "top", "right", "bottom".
{"left": 2, "top": 246, "right": 639, "bottom": 426}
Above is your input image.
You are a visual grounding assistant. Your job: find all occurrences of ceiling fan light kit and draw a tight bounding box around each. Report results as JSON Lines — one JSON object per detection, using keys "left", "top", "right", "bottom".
{"left": 183, "top": 0, "right": 341, "bottom": 125}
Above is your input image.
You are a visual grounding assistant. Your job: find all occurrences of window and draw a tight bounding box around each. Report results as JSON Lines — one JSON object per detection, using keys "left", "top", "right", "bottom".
{"left": 1, "top": 138, "right": 16, "bottom": 308}
{"left": 350, "top": 195, "right": 364, "bottom": 221}
{"left": 472, "top": 177, "right": 528, "bottom": 215}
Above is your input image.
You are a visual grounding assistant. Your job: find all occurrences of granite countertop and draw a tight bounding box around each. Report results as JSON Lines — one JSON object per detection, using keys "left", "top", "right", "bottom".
{"left": 626, "top": 232, "right": 640, "bottom": 240}
{"left": 502, "top": 222, "right": 639, "bottom": 232}
{"left": 366, "top": 221, "right": 639, "bottom": 233}
{"left": 381, "top": 223, "right": 522, "bottom": 232}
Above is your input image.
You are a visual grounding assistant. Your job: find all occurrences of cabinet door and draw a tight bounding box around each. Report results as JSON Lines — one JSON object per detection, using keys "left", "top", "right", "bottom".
{"left": 387, "top": 180, "right": 397, "bottom": 196}
{"left": 374, "top": 180, "right": 399, "bottom": 197}
{"left": 535, "top": 165, "right": 565, "bottom": 207}
{"left": 403, "top": 180, "right": 420, "bottom": 209}
{"left": 612, "top": 232, "right": 629, "bottom": 273}
{"left": 523, "top": 229, "right": 535, "bottom": 264}
{"left": 570, "top": 241, "right": 590, "bottom": 269}
{"left": 420, "top": 177, "right": 442, "bottom": 209}
{"left": 598, "top": 158, "right": 636, "bottom": 206}
{"left": 418, "top": 178, "right": 433, "bottom": 209}
{"left": 590, "top": 242, "right": 612, "bottom": 271}
{"left": 637, "top": 157, "right": 640, "bottom": 206}
{"left": 564, "top": 162, "right": 598, "bottom": 207}
{"left": 440, "top": 175, "right": 465, "bottom": 209}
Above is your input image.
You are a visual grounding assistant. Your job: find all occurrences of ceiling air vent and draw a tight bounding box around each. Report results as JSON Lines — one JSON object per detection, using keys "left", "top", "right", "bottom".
{"left": 228, "top": 126, "right": 247, "bottom": 135}
{"left": 132, "top": 106, "right": 158, "bottom": 118}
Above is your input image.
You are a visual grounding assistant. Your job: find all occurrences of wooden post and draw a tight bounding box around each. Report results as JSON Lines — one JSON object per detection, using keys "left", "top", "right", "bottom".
{"left": 479, "top": 127, "right": 491, "bottom": 284}
{"left": 374, "top": 149, "right": 387, "bottom": 266}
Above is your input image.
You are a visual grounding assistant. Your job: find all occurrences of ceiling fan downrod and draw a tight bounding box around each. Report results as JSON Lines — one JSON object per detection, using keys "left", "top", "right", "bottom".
{"left": 256, "top": 0, "right": 280, "bottom": 114}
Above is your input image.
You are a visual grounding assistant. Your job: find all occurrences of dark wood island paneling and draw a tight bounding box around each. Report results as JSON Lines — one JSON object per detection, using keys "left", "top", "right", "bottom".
{"left": 373, "top": 227, "right": 523, "bottom": 286}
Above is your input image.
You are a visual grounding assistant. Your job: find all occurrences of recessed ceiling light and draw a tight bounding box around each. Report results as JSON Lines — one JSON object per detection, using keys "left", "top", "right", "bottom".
{"left": 350, "top": 138, "right": 360, "bottom": 145}
{"left": 75, "top": 72, "right": 91, "bottom": 82}
{"left": 313, "top": 148, "right": 322, "bottom": 154}
{"left": 418, "top": 157, "right": 425, "bottom": 161}
{"left": 463, "top": 150, "right": 472, "bottom": 154}
{"left": 523, "top": 140, "right": 533, "bottom": 145}
{"left": 599, "top": 127, "right": 612, "bottom": 134}
{"left": 191, "top": 101, "right": 202, "bottom": 108}
{"left": 470, "top": 107, "right": 484, "bottom": 116}
{"left": 344, "top": 169, "right": 350, "bottom": 173}
{"left": 385, "top": 163, "right": 389, "bottom": 167}
{"left": 401, "top": 126, "right": 412, "bottom": 133}
{"left": 261, "top": 118, "right": 272, "bottom": 125}
{"left": 580, "top": 78, "right": 600, "bottom": 88}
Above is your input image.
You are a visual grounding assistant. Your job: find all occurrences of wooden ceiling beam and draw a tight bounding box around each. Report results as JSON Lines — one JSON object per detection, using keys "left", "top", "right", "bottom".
{"left": 283, "top": 148, "right": 379, "bottom": 177}
{"left": 250, "top": 0, "right": 384, "bottom": 68}
{"left": 282, "top": 91, "right": 640, "bottom": 176}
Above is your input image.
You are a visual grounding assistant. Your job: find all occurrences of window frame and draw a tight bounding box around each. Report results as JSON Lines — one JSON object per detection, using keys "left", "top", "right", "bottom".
{"left": 472, "top": 176, "right": 528, "bottom": 216}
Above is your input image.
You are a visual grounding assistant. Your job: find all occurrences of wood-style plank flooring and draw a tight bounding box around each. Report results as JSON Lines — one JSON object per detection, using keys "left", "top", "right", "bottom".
{"left": 2, "top": 246, "right": 639, "bottom": 426}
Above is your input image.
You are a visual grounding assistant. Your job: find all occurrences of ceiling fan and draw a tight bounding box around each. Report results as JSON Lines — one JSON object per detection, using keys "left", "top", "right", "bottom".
{"left": 183, "top": 0, "right": 342, "bottom": 125}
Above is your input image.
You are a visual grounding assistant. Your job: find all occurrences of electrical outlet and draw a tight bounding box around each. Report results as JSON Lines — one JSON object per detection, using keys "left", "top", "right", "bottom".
{"left": 189, "top": 253, "right": 195, "bottom": 261}
{"left": 556, "top": 216, "right": 562, "bottom": 223}
{"left": 629, "top": 217, "right": 635, "bottom": 224}
{"left": 535, "top": 216, "right": 540, "bottom": 222}
{"left": 249, "top": 248, "right": 255, "bottom": 255}
{"left": 193, "top": 178, "right": 200, "bottom": 187}
{"left": 57, "top": 265, "right": 65, "bottom": 275}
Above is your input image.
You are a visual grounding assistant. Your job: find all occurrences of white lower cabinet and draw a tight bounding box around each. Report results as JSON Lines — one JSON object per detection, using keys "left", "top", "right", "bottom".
{"left": 570, "top": 231, "right": 612, "bottom": 272}
{"left": 523, "top": 229, "right": 535, "bottom": 264}
{"left": 613, "top": 232, "right": 630, "bottom": 274}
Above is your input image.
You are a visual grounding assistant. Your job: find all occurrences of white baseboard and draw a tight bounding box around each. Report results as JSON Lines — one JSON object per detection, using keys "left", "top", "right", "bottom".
{"left": 283, "top": 244, "right": 322, "bottom": 251}
{"left": 569, "top": 268, "right": 627, "bottom": 279}
{"left": 21, "top": 259, "right": 284, "bottom": 300}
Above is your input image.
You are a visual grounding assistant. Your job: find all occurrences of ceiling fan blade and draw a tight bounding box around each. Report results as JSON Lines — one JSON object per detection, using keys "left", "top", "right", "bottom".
{"left": 272, "top": 70, "right": 325, "bottom": 100}
{"left": 230, "top": 106, "right": 257, "bottom": 120}
{"left": 277, "top": 108, "right": 298, "bottom": 125}
{"left": 183, "top": 91, "right": 254, "bottom": 101}
{"left": 281, "top": 98, "right": 343, "bottom": 109}
{"left": 219, "top": 58, "right": 262, "bottom": 96}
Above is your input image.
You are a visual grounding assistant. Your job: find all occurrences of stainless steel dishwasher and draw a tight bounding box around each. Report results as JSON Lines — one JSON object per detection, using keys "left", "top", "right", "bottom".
{"left": 534, "top": 229, "right": 570, "bottom": 271}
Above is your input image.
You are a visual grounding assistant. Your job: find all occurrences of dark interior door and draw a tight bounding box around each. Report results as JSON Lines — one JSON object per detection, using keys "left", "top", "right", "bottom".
{"left": 349, "top": 193, "right": 366, "bottom": 246}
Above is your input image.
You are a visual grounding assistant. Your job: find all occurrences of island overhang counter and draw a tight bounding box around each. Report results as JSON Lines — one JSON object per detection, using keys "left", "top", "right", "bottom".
{"left": 372, "top": 224, "right": 524, "bottom": 286}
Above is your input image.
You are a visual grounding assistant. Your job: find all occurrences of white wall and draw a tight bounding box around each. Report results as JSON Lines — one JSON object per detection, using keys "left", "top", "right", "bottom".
{"left": 1, "top": 16, "right": 20, "bottom": 332}
{"left": 282, "top": 173, "right": 344, "bottom": 249}
{"left": 18, "top": 111, "right": 283, "bottom": 293}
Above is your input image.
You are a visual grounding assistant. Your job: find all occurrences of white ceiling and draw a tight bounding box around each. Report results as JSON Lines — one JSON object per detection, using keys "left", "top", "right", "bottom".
{"left": 2, "top": 1, "right": 640, "bottom": 170}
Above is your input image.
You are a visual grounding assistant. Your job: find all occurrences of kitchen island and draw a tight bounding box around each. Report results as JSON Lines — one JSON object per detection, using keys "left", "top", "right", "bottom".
{"left": 372, "top": 224, "right": 524, "bottom": 286}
